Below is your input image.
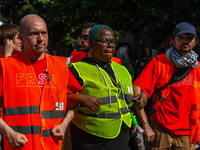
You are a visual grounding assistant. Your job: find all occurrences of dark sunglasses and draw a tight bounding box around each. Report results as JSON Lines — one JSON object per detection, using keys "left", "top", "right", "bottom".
{"left": 80, "top": 34, "right": 89, "bottom": 40}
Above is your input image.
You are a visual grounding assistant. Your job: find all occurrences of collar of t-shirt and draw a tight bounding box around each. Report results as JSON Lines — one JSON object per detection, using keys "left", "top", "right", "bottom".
{"left": 29, "top": 55, "right": 47, "bottom": 89}
{"left": 12, "top": 50, "right": 21, "bottom": 55}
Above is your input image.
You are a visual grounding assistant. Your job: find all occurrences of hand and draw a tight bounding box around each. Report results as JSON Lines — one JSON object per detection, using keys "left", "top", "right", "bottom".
{"left": 81, "top": 95, "right": 102, "bottom": 111}
{"left": 197, "top": 139, "right": 200, "bottom": 146}
{"left": 143, "top": 124, "right": 155, "bottom": 142}
{"left": 133, "top": 94, "right": 142, "bottom": 105}
{"left": 51, "top": 123, "right": 66, "bottom": 141}
{"left": 3, "top": 39, "right": 15, "bottom": 57}
{"left": 6, "top": 129, "right": 28, "bottom": 148}
{"left": 133, "top": 91, "right": 148, "bottom": 108}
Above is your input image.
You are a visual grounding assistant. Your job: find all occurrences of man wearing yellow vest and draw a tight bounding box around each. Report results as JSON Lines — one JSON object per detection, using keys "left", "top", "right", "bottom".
{"left": 0, "top": 14, "right": 99, "bottom": 150}
{"left": 69, "top": 24, "right": 148, "bottom": 150}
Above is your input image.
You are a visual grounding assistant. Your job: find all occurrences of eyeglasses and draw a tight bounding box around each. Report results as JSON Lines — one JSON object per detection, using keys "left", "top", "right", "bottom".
{"left": 80, "top": 34, "right": 89, "bottom": 40}
{"left": 95, "top": 39, "right": 117, "bottom": 47}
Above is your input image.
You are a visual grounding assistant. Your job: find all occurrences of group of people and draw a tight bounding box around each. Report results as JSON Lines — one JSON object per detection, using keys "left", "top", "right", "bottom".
{"left": 0, "top": 13, "right": 198, "bottom": 150}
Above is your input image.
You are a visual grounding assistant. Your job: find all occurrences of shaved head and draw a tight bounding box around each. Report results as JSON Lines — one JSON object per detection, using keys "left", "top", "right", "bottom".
{"left": 19, "top": 14, "right": 47, "bottom": 35}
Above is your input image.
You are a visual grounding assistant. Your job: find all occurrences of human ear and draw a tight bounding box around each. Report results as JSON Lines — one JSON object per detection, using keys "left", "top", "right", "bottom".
{"left": 18, "top": 34, "right": 24, "bottom": 43}
{"left": 171, "top": 38, "right": 175, "bottom": 46}
{"left": 194, "top": 38, "right": 197, "bottom": 46}
{"left": 89, "top": 42, "right": 94, "bottom": 52}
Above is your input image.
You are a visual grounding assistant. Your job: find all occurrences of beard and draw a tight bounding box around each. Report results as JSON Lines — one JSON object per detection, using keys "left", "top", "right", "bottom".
{"left": 179, "top": 44, "right": 191, "bottom": 53}
{"left": 174, "top": 45, "right": 191, "bottom": 57}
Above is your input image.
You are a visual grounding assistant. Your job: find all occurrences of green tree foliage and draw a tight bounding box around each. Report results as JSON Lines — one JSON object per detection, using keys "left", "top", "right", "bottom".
{"left": 1, "top": 0, "right": 200, "bottom": 54}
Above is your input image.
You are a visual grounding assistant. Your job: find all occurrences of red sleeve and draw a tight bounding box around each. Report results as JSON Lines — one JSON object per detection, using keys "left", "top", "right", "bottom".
{"left": 0, "top": 61, "right": 3, "bottom": 97}
{"left": 133, "top": 59, "right": 157, "bottom": 98}
{"left": 67, "top": 69, "right": 82, "bottom": 94}
{"left": 70, "top": 52, "right": 87, "bottom": 63}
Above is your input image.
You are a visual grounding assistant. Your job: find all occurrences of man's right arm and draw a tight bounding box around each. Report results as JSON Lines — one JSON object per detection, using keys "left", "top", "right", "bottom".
{"left": 133, "top": 84, "right": 148, "bottom": 108}
{"left": 0, "top": 97, "right": 28, "bottom": 148}
{"left": 133, "top": 100, "right": 155, "bottom": 142}
{"left": 133, "top": 84, "right": 155, "bottom": 142}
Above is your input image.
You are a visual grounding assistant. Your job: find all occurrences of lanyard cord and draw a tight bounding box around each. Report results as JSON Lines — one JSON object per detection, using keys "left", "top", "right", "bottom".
{"left": 109, "top": 63, "right": 128, "bottom": 110}
{"left": 96, "top": 64, "right": 112, "bottom": 106}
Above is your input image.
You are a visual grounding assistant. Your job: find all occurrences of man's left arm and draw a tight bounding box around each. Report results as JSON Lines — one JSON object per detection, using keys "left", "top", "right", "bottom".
{"left": 133, "top": 84, "right": 148, "bottom": 108}
{"left": 51, "top": 104, "right": 78, "bottom": 140}
{"left": 51, "top": 68, "right": 81, "bottom": 140}
{"left": 133, "top": 100, "right": 155, "bottom": 142}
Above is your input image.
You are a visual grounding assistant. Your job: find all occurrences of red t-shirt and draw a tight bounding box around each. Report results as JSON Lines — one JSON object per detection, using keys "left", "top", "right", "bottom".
{"left": 134, "top": 54, "right": 200, "bottom": 135}
{"left": 12, "top": 50, "right": 21, "bottom": 55}
{"left": 29, "top": 55, "right": 47, "bottom": 89}
{"left": 0, "top": 54, "right": 82, "bottom": 97}
{"left": 70, "top": 51, "right": 87, "bottom": 63}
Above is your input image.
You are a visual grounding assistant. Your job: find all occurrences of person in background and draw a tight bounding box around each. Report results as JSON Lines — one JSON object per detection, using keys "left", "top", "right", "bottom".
{"left": 133, "top": 22, "right": 200, "bottom": 150}
{"left": 0, "top": 23, "right": 22, "bottom": 57}
{"left": 79, "top": 22, "right": 98, "bottom": 52}
{"left": 67, "top": 22, "right": 121, "bottom": 65}
{"left": 0, "top": 23, "right": 23, "bottom": 150}
{"left": 115, "top": 44, "right": 134, "bottom": 80}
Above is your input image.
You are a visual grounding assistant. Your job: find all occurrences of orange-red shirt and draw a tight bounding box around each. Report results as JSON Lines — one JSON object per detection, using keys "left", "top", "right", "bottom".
{"left": 134, "top": 53, "right": 200, "bottom": 137}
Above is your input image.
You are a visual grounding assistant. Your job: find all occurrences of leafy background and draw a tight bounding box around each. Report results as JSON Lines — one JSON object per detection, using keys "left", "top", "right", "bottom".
{"left": 1, "top": 0, "right": 200, "bottom": 56}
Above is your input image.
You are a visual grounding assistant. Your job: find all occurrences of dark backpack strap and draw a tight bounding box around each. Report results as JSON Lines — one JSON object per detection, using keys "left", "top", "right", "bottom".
{"left": 168, "top": 67, "right": 191, "bottom": 84}
{"left": 157, "top": 67, "right": 191, "bottom": 102}
{"left": 145, "top": 67, "right": 191, "bottom": 120}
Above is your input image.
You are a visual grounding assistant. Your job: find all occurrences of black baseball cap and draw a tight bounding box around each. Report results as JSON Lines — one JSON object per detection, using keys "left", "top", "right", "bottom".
{"left": 172, "top": 22, "right": 197, "bottom": 37}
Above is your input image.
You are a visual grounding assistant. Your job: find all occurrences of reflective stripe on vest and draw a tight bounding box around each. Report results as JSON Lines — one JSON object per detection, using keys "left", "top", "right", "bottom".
{"left": 119, "top": 93, "right": 133, "bottom": 104}
{"left": 77, "top": 107, "right": 129, "bottom": 119}
{"left": 4, "top": 105, "right": 66, "bottom": 118}
{"left": 79, "top": 95, "right": 132, "bottom": 106}
{"left": 42, "top": 129, "right": 53, "bottom": 137}
{"left": 10, "top": 126, "right": 55, "bottom": 138}
{"left": 11, "top": 126, "right": 41, "bottom": 135}
{"left": 71, "top": 61, "right": 133, "bottom": 139}
{"left": 41, "top": 111, "right": 66, "bottom": 118}
{"left": 4, "top": 105, "right": 40, "bottom": 116}
{"left": 78, "top": 110, "right": 121, "bottom": 119}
